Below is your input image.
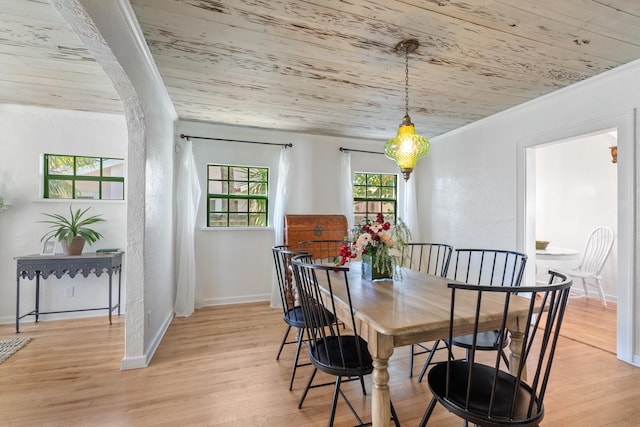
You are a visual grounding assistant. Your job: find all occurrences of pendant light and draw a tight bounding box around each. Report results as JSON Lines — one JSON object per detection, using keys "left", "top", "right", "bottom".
{"left": 384, "top": 39, "right": 430, "bottom": 181}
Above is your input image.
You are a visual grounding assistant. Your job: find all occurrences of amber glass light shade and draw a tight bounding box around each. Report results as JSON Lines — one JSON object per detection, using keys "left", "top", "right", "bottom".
{"left": 384, "top": 113, "right": 430, "bottom": 181}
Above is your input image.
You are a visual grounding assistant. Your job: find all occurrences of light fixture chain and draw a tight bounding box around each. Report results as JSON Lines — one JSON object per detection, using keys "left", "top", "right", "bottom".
{"left": 386, "top": 38, "right": 430, "bottom": 182}
{"left": 405, "top": 49, "right": 409, "bottom": 115}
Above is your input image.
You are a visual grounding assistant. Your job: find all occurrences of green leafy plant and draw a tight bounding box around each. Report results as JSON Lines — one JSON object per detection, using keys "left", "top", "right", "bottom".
{"left": 40, "top": 206, "right": 105, "bottom": 246}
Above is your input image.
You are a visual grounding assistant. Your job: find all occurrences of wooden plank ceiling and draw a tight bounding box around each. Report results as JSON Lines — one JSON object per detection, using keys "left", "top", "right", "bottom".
{"left": 0, "top": 0, "right": 122, "bottom": 115}
{"left": 1, "top": 0, "right": 640, "bottom": 140}
{"left": 129, "top": 0, "right": 640, "bottom": 139}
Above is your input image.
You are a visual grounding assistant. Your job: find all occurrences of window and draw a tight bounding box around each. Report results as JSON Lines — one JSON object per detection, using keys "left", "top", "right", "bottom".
{"left": 44, "top": 154, "right": 125, "bottom": 200}
{"left": 207, "top": 164, "right": 269, "bottom": 227}
{"left": 353, "top": 172, "right": 398, "bottom": 224}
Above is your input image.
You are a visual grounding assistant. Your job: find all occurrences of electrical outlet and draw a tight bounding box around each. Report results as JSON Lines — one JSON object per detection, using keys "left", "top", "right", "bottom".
{"left": 64, "top": 286, "right": 74, "bottom": 297}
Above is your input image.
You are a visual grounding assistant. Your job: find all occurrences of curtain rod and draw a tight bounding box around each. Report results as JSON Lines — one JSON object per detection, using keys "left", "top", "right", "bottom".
{"left": 339, "top": 147, "right": 384, "bottom": 155}
{"left": 180, "top": 133, "right": 292, "bottom": 148}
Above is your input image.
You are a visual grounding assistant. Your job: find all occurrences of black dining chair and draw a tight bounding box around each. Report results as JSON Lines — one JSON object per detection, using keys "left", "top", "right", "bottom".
{"left": 291, "top": 254, "right": 401, "bottom": 427}
{"left": 297, "top": 239, "right": 345, "bottom": 263}
{"left": 419, "top": 270, "right": 573, "bottom": 427}
{"left": 272, "top": 245, "right": 312, "bottom": 390}
{"left": 401, "top": 242, "right": 453, "bottom": 378}
{"left": 417, "top": 248, "right": 527, "bottom": 382}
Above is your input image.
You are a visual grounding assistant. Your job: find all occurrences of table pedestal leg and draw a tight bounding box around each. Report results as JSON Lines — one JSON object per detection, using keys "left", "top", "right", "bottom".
{"left": 509, "top": 318, "right": 527, "bottom": 380}
{"left": 369, "top": 333, "right": 394, "bottom": 427}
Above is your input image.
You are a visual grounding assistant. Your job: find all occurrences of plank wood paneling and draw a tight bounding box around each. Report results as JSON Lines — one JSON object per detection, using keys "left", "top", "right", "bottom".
{"left": 0, "top": 0, "right": 122, "bottom": 115}
{"left": 2, "top": 0, "right": 640, "bottom": 138}
{"left": 0, "top": 298, "right": 636, "bottom": 426}
{"left": 129, "top": 0, "right": 640, "bottom": 138}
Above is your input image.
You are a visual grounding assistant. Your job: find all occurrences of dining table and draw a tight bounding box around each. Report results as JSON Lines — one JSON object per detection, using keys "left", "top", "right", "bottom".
{"left": 535, "top": 246, "right": 580, "bottom": 260}
{"left": 315, "top": 261, "right": 533, "bottom": 427}
{"left": 535, "top": 246, "right": 579, "bottom": 283}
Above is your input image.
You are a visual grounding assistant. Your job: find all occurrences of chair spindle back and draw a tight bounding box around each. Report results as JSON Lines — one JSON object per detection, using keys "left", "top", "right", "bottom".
{"left": 402, "top": 243, "right": 453, "bottom": 277}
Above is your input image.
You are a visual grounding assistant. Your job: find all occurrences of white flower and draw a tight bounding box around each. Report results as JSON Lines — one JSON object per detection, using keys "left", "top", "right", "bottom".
{"left": 369, "top": 223, "right": 382, "bottom": 233}
{"left": 356, "top": 233, "right": 372, "bottom": 251}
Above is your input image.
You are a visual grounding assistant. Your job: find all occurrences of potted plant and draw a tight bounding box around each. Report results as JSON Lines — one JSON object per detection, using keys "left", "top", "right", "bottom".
{"left": 40, "top": 206, "right": 105, "bottom": 255}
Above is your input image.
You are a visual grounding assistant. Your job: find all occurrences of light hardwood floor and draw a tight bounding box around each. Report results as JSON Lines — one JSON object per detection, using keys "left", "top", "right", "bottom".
{"left": 0, "top": 297, "right": 636, "bottom": 426}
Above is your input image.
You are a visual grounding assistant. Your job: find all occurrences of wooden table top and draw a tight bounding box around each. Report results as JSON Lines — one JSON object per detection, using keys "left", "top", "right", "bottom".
{"left": 317, "top": 261, "right": 531, "bottom": 345}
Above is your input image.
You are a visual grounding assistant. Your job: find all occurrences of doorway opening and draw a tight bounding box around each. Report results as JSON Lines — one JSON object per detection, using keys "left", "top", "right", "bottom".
{"left": 533, "top": 129, "right": 618, "bottom": 352}
{"left": 534, "top": 130, "right": 618, "bottom": 296}
{"left": 517, "top": 111, "right": 635, "bottom": 366}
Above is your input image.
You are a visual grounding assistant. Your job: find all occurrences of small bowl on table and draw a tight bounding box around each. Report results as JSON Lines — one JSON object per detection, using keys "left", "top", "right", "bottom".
{"left": 536, "top": 240, "right": 550, "bottom": 250}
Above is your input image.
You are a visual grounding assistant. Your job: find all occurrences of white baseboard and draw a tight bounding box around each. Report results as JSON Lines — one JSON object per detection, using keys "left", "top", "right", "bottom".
{"left": 2, "top": 310, "right": 124, "bottom": 328}
{"left": 203, "top": 293, "right": 270, "bottom": 306}
{"left": 0, "top": 315, "right": 17, "bottom": 325}
{"left": 571, "top": 288, "right": 618, "bottom": 304}
{"left": 120, "top": 309, "right": 174, "bottom": 370}
{"left": 120, "top": 355, "right": 147, "bottom": 370}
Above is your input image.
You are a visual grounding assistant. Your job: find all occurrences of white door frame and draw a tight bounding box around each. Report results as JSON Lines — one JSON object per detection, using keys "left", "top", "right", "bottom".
{"left": 516, "top": 109, "right": 636, "bottom": 366}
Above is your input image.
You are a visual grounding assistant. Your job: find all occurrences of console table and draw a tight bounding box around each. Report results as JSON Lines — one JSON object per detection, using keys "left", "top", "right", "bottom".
{"left": 15, "top": 252, "right": 123, "bottom": 333}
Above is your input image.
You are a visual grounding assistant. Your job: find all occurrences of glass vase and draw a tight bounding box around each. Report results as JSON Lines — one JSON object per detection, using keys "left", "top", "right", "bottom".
{"left": 361, "top": 253, "right": 393, "bottom": 281}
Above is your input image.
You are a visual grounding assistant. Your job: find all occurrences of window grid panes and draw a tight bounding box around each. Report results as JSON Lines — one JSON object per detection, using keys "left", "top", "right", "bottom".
{"left": 207, "top": 164, "right": 268, "bottom": 227}
{"left": 44, "top": 154, "right": 125, "bottom": 200}
{"left": 353, "top": 172, "right": 397, "bottom": 225}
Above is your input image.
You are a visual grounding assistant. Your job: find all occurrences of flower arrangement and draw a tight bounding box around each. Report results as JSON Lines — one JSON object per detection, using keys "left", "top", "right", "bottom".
{"left": 336, "top": 213, "right": 411, "bottom": 280}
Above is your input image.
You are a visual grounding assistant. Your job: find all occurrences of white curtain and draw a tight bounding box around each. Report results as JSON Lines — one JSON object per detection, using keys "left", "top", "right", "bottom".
{"left": 270, "top": 147, "right": 291, "bottom": 307}
{"left": 174, "top": 139, "right": 203, "bottom": 317}
{"left": 402, "top": 176, "right": 421, "bottom": 242}
{"left": 339, "top": 151, "right": 354, "bottom": 231}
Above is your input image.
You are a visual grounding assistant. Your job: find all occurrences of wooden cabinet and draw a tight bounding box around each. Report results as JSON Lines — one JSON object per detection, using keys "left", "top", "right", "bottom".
{"left": 283, "top": 214, "right": 348, "bottom": 253}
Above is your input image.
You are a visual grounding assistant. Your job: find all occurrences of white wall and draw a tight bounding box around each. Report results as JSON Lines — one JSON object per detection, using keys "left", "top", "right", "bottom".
{"left": 0, "top": 104, "right": 127, "bottom": 324}
{"left": 421, "top": 59, "right": 639, "bottom": 365}
{"left": 14, "top": 0, "right": 637, "bottom": 370}
{"left": 177, "top": 120, "right": 401, "bottom": 305}
{"left": 535, "top": 132, "right": 618, "bottom": 300}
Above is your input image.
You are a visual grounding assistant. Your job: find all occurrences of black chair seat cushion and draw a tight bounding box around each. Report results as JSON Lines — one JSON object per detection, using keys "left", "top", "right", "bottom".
{"left": 309, "top": 335, "right": 373, "bottom": 377}
{"left": 283, "top": 306, "right": 305, "bottom": 328}
{"left": 428, "top": 360, "right": 543, "bottom": 426}
{"left": 285, "top": 302, "right": 335, "bottom": 329}
{"left": 449, "top": 330, "right": 508, "bottom": 351}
